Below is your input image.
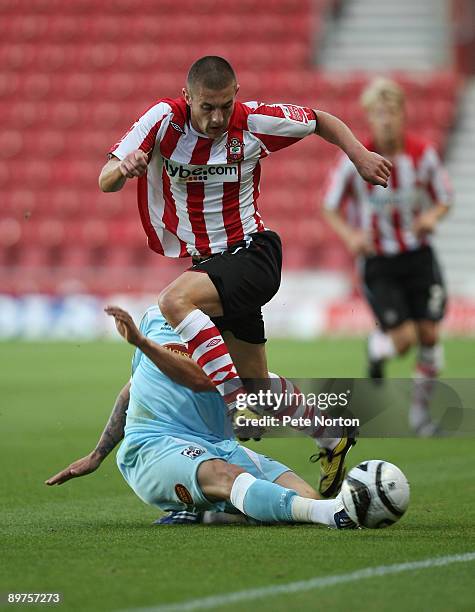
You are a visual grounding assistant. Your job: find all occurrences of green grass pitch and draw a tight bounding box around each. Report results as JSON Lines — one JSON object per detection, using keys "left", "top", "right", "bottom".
{"left": 1, "top": 338, "right": 475, "bottom": 611}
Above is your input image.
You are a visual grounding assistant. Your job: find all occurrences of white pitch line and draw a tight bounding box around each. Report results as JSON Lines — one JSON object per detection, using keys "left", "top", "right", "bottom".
{"left": 120, "top": 551, "right": 475, "bottom": 612}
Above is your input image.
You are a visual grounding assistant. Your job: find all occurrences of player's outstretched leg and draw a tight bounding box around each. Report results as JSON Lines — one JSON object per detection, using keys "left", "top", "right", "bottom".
{"left": 198, "top": 460, "right": 357, "bottom": 529}
{"left": 230, "top": 472, "right": 356, "bottom": 529}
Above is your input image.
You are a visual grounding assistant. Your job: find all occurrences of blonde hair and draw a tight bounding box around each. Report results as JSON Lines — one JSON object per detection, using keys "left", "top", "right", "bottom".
{"left": 361, "top": 78, "right": 405, "bottom": 110}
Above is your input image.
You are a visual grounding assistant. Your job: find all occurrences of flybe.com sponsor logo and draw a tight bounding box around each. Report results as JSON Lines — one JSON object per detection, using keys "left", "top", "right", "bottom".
{"left": 163, "top": 158, "right": 239, "bottom": 183}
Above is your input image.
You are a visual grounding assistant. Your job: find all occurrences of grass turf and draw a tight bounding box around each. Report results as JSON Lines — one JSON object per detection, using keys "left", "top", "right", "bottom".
{"left": 1, "top": 338, "right": 475, "bottom": 611}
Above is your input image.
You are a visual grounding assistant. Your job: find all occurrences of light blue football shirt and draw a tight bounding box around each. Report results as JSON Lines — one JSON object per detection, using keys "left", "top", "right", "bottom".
{"left": 126, "top": 306, "right": 233, "bottom": 443}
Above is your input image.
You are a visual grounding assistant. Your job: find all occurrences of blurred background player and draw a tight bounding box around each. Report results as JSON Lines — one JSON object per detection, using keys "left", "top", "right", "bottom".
{"left": 46, "top": 305, "right": 357, "bottom": 529}
{"left": 323, "top": 78, "right": 453, "bottom": 436}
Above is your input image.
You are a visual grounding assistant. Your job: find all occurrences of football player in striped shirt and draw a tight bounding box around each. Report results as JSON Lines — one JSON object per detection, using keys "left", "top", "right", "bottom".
{"left": 99, "top": 56, "right": 391, "bottom": 490}
{"left": 323, "top": 78, "right": 453, "bottom": 436}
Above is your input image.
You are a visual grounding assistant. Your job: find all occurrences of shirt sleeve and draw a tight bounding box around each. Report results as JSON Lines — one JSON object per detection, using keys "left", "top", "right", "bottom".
{"left": 108, "top": 101, "right": 172, "bottom": 160}
{"left": 420, "top": 146, "right": 453, "bottom": 206}
{"left": 246, "top": 103, "right": 317, "bottom": 153}
{"left": 323, "top": 153, "right": 359, "bottom": 212}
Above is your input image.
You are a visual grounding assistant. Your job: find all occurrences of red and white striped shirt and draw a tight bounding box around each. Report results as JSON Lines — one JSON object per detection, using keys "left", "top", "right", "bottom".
{"left": 324, "top": 134, "right": 453, "bottom": 256}
{"left": 110, "top": 97, "right": 317, "bottom": 257}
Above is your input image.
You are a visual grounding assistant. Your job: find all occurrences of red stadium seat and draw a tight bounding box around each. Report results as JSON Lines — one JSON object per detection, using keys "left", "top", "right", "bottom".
{"left": 0, "top": 217, "right": 22, "bottom": 249}
{"left": 49, "top": 190, "right": 82, "bottom": 218}
{"left": 0, "top": 130, "right": 24, "bottom": 159}
{"left": 101, "top": 245, "right": 135, "bottom": 268}
{"left": 81, "top": 220, "right": 109, "bottom": 248}
{"left": 35, "top": 131, "right": 65, "bottom": 159}
{"left": 0, "top": 73, "right": 20, "bottom": 100}
{"left": 16, "top": 245, "right": 50, "bottom": 268}
{"left": 59, "top": 245, "right": 91, "bottom": 268}
{"left": 21, "top": 73, "right": 52, "bottom": 100}
{"left": 0, "top": 44, "right": 36, "bottom": 71}
{"left": 46, "top": 16, "right": 84, "bottom": 42}
{"left": 10, "top": 160, "right": 51, "bottom": 188}
{"left": 8, "top": 191, "right": 38, "bottom": 222}
{"left": 49, "top": 102, "right": 81, "bottom": 129}
{"left": 62, "top": 73, "right": 94, "bottom": 100}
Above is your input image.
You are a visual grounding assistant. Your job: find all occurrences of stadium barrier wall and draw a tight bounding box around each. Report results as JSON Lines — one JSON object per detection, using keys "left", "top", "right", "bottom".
{"left": 1, "top": 293, "right": 475, "bottom": 340}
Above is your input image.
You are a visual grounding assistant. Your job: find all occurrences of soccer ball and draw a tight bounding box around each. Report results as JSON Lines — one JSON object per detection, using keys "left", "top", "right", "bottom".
{"left": 341, "top": 460, "right": 410, "bottom": 528}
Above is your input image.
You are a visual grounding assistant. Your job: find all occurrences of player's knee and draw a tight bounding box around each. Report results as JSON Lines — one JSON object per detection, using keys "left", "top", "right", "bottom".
{"left": 392, "top": 324, "right": 417, "bottom": 355}
{"left": 157, "top": 287, "right": 174, "bottom": 318}
{"left": 418, "top": 324, "right": 439, "bottom": 347}
{"left": 420, "top": 332, "right": 438, "bottom": 347}
{"left": 397, "top": 338, "right": 413, "bottom": 355}
{"left": 213, "top": 461, "right": 245, "bottom": 496}
{"left": 198, "top": 460, "right": 245, "bottom": 500}
{"left": 158, "top": 286, "right": 187, "bottom": 322}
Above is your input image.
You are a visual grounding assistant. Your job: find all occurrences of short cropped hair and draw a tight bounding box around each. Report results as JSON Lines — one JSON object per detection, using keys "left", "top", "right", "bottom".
{"left": 186, "top": 56, "right": 237, "bottom": 92}
{"left": 361, "top": 77, "right": 405, "bottom": 110}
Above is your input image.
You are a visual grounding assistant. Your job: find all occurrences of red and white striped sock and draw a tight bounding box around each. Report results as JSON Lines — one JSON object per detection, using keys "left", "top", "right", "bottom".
{"left": 410, "top": 344, "right": 443, "bottom": 434}
{"left": 268, "top": 373, "right": 340, "bottom": 449}
{"left": 268, "top": 373, "right": 316, "bottom": 429}
{"left": 175, "top": 309, "right": 244, "bottom": 409}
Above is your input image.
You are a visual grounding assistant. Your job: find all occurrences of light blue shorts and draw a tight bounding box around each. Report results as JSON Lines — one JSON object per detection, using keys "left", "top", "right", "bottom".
{"left": 116, "top": 434, "right": 290, "bottom": 513}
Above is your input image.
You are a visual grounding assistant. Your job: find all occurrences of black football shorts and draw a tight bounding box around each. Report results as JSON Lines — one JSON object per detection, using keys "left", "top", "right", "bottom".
{"left": 362, "top": 246, "right": 447, "bottom": 330}
{"left": 189, "top": 230, "right": 282, "bottom": 344}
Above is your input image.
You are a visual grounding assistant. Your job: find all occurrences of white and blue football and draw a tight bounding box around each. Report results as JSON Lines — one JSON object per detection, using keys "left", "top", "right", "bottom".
{"left": 341, "top": 460, "right": 410, "bottom": 528}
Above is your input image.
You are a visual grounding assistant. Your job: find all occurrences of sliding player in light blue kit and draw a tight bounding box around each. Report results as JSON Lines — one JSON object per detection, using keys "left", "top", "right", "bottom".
{"left": 46, "top": 305, "right": 355, "bottom": 529}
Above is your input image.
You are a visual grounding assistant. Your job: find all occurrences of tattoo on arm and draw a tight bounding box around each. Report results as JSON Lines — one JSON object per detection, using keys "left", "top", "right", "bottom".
{"left": 94, "top": 382, "right": 130, "bottom": 460}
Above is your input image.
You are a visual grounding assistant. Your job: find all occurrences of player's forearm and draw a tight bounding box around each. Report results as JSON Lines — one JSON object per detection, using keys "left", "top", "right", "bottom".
{"left": 323, "top": 208, "right": 355, "bottom": 244}
{"left": 93, "top": 382, "right": 130, "bottom": 460}
{"left": 432, "top": 202, "right": 450, "bottom": 222}
{"left": 98, "top": 159, "right": 127, "bottom": 192}
{"left": 136, "top": 337, "right": 215, "bottom": 392}
{"left": 315, "top": 111, "right": 367, "bottom": 163}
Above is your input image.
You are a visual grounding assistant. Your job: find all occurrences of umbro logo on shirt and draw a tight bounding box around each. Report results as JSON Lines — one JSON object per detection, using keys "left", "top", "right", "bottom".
{"left": 206, "top": 338, "right": 221, "bottom": 348}
{"left": 280, "top": 104, "right": 310, "bottom": 123}
{"left": 170, "top": 121, "right": 185, "bottom": 134}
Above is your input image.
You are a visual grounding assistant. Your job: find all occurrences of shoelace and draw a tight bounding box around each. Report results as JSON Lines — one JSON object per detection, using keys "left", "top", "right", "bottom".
{"left": 309, "top": 449, "right": 330, "bottom": 463}
{"left": 310, "top": 439, "right": 356, "bottom": 463}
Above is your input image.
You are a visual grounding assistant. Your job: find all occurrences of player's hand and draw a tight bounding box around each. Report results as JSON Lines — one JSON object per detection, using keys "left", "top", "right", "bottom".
{"left": 119, "top": 149, "right": 148, "bottom": 179}
{"left": 412, "top": 210, "right": 438, "bottom": 238}
{"left": 232, "top": 407, "right": 265, "bottom": 442}
{"left": 104, "top": 305, "right": 144, "bottom": 347}
{"left": 354, "top": 149, "right": 392, "bottom": 187}
{"left": 346, "top": 230, "right": 374, "bottom": 256}
{"left": 45, "top": 452, "right": 102, "bottom": 486}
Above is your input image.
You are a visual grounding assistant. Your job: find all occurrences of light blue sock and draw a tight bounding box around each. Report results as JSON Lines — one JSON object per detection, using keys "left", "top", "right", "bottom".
{"left": 230, "top": 473, "right": 297, "bottom": 523}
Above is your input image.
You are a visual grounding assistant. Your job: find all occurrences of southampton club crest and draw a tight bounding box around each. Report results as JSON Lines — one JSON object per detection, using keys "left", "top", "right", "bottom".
{"left": 226, "top": 137, "right": 244, "bottom": 163}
